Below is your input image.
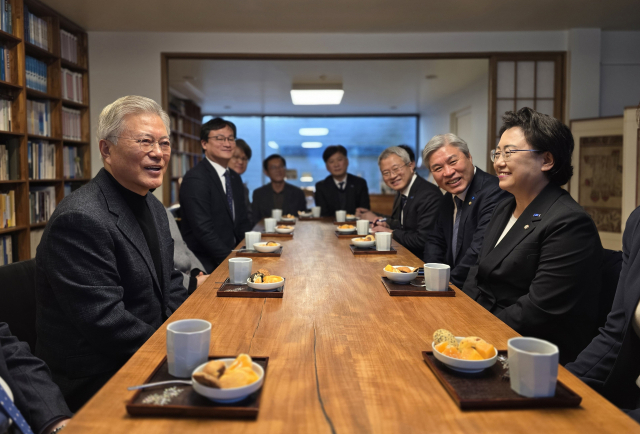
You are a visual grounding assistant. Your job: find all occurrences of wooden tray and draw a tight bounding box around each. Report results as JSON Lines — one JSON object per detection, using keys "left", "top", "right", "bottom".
{"left": 421, "top": 350, "right": 582, "bottom": 410}
{"left": 217, "top": 278, "right": 284, "bottom": 298}
{"left": 235, "top": 246, "right": 283, "bottom": 257}
{"left": 126, "top": 356, "right": 269, "bottom": 419}
{"left": 349, "top": 245, "right": 397, "bottom": 255}
{"left": 277, "top": 220, "right": 296, "bottom": 225}
{"left": 298, "top": 216, "right": 323, "bottom": 221}
{"left": 333, "top": 220, "right": 358, "bottom": 225}
{"left": 261, "top": 231, "right": 293, "bottom": 238}
{"left": 334, "top": 230, "right": 358, "bottom": 238}
{"left": 381, "top": 277, "right": 456, "bottom": 297}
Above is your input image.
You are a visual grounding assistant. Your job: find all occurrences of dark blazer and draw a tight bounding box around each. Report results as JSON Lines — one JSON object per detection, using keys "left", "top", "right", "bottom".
{"left": 179, "top": 160, "right": 252, "bottom": 273}
{"left": 314, "top": 173, "right": 370, "bottom": 217}
{"left": 387, "top": 174, "right": 442, "bottom": 258}
{"left": 252, "top": 182, "right": 307, "bottom": 224}
{"left": 566, "top": 206, "right": 640, "bottom": 422}
{"left": 0, "top": 322, "right": 72, "bottom": 433}
{"left": 423, "top": 167, "right": 511, "bottom": 288}
{"left": 462, "top": 183, "right": 603, "bottom": 365}
{"left": 35, "top": 168, "right": 188, "bottom": 411}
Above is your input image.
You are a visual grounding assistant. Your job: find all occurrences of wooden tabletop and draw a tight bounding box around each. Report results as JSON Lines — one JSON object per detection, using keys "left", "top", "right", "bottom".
{"left": 63, "top": 219, "right": 640, "bottom": 433}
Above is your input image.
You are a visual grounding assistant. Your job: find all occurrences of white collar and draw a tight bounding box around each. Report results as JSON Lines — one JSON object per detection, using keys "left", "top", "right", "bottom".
{"left": 401, "top": 173, "right": 417, "bottom": 197}
{"left": 333, "top": 175, "right": 348, "bottom": 188}
{"left": 454, "top": 166, "right": 477, "bottom": 202}
{"left": 206, "top": 156, "right": 227, "bottom": 178}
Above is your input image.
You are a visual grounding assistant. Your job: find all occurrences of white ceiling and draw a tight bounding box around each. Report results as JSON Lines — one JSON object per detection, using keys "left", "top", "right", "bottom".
{"left": 168, "top": 58, "right": 489, "bottom": 115}
{"left": 42, "top": 0, "right": 640, "bottom": 32}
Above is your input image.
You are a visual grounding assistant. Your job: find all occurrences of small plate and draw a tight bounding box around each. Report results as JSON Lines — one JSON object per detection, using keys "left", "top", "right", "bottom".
{"left": 351, "top": 238, "right": 375, "bottom": 248}
{"left": 280, "top": 217, "right": 296, "bottom": 222}
{"left": 337, "top": 226, "right": 356, "bottom": 233}
{"left": 253, "top": 242, "right": 281, "bottom": 253}
{"left": 191, "top": 359, "right": 265, "bottom": 403}
{"left": 275, "top": 226, "right": 294, "bottom": 234}
{"left": 431, "top": 337, "right": 498, "bottom": 374}
{"left": 247, "top": 277, "right": 285, "bottom": 290}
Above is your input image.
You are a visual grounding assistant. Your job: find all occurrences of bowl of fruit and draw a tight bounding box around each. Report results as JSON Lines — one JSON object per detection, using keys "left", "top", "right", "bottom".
{"left": 383, "top": 264, "right": 418, "bottom": 283}
{"left": 253, "top": 241, "right": 281, "bottom": 253}
{"left": 431, "top": 329, "right": 498, "bottom": 373}
{"left": 247, "top": 269, "right": 285, "bottom": 290}
{"left": 192, "top": 354, "right": 264, "bottom": 403}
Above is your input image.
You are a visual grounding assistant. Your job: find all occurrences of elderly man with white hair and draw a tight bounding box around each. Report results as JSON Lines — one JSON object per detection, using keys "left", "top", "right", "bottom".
{"left": 35, "top": 96, "right": 188, "bottom": 411}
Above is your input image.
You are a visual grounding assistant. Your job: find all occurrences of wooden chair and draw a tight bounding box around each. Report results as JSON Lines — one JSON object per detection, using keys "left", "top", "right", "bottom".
{"left": 0, "top": 259, "right": 37, "bottom": 351}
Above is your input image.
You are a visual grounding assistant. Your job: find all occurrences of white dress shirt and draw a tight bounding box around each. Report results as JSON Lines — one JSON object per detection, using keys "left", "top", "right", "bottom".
{"left": 333, "top": 176, "right": 348, "bottom": 190}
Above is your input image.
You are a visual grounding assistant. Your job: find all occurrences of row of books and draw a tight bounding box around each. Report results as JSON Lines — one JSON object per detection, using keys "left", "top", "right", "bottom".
{"left": 169, "top": 180, "right": 179, "bottom": 204}
{"left": 60, "top": 29, "right": 78, "bottom": 64}
{"left": 29, "top": 185, "right": 55, "bottom": 224}
{"left": 27, "top": 99, "right": 50, "bottom": 136}
{"left": 28, "top": 140, "right": 55, "bottom": 180}
{"left": 0, "top": 139, "right": 17, "bottom": 180}
{"left": 63, "top": 146, "right": 83, "bottom": 179}
{"left": 0, "top": 189, "right": 15, "bottom": 228}
{"left": 0, "top": 47, "right": 11, "bottom": 82}
{"left": 0, "top": 235, "right": 13, "bottom": 265}
{"left": 62, "top": 107, "right": 81, "bottom": 141}
{"left": 29, "top": 229, "right": 42, "bottom": 259}
{"left": 61, "top": 68, "right": 83, "bottom": 103}
{"left": 170, "top": 153, "right": 200, "bottom": 178}
{"left": 26, "top": 56, "right": 47, "bottom": 92}
{"left": 63, "top": 181, "right": 81, "bottom": 198}
{"left": 24, "top": 6, "right": 49, "bottom": 50}
{"left": 0, "top": 0, "right": 13, "bottom": 34}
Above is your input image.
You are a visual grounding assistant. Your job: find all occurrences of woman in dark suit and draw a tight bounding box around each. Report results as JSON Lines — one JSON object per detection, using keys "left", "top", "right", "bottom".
{"left": 462, "top": 107, "right": 603, "bottom": 365}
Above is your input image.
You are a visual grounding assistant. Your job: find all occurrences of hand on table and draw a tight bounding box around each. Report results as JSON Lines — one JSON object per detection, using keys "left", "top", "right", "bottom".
{"left": 356, "top": 208, "right": 378, "bottom": 223}
{"left": 196, "top": 272, "right": 210, "bottom": 288}
{"left": 370, "top": 225, "right": 392, "bottom": 233}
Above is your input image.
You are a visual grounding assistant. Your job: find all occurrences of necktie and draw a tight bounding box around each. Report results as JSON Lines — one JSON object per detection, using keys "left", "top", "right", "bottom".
{"left": 223, "top": 171, "right": 234, "bottom": 221}
{"left": 0, "top": 385, "right": 34, "bottom": 434}
{"left": 338, "top": 181, "right": 345, "bottom": 191}
{"left": 400, "top": 195, "right": 408, "bottom": 226}
{"left": 452, "top": 196, "right": 463, "bottom": 264}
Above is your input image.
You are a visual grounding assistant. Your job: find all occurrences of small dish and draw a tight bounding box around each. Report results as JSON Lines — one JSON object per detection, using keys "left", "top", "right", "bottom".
{"left": 247, "top": 277, "right": 285, "bottom": 290}
{"left": 351, "top": 237, "right": 375, "bottom": 248}
{"left": 275, "top": 226, "right": 294, "bottom": 234}
{"left": 280, "top": 217, "right": 296, "bottom": 222}
{"left": 383, "top": 266, "right": 418, "bottom": 283}
{"left": 346, "top": 214, "right": 357, "bottom": 220}
{"left": 337, "top": 225, "right": 356, "bottom": 233}
{"left": 253, "top": 242, "right": 281, "bottom": 253}
{"left": 298, "top": 211, "right": 312, "bottom": 218}
{"left": 191, "top": 359, "right": 265, "bottom": 403}
{"left": 431, "top": 337, "right": 498, "bottom": 374}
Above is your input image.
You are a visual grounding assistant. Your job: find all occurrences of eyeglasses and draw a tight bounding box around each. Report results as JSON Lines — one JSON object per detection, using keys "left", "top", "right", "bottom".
{"left": 381, "top": 162, "right": 410, "bottom": 179}
{"left": 108, "top": 136, "right": 171, "bottom": 154}
{"left": 208, "top": 135, "right": 236, "bottom": 143}
{"left": 231, "top": 155, "right": 249, "bottom": 163}
{"left": 491, "top": 148, "right": 543, "bottom": 162}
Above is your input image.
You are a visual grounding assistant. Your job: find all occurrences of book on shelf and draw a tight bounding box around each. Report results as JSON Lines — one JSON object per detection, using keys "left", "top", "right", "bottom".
{"left": 0, "top": 0, "right": 13, "bottom": 35}
{"left": 60, "top": 30, "right": 78, "bottom": 63}
{"left": 61, "top": 68, "right": 83, "bottom": 102}
{"left": 0, "top": 46, "right": 11, "bottom": 83}
{"left": 62, "top": 107, "right": 81, "bottom": 140}
{"left": 62, "top": 146, "right": 82, "bottom": 178}
{"left": 0, "top": 234, "right": 13, "bottom": 265}
{"left": 63, "top": 181, "right": 82, "bottom": 197}
{"left": 27, "top": 99, "right": 50, "bottom": 136}
{"left": 29, "top": 228, "right": 43, "bottom": 259}
{"left": 170, "top": 180, "right": 179, "bottom": 204}
{"left": 0, "top": 98, "right": 11, "bottom": 131}
{"left": 0, "top": 138, "right": 18, "bottom": 180}
{"left": 24, "top": 5, "right": 49, "bottom": 50}
{"left": 28, "top": 140, "right": 55, "bottom": 179}
{"left": 29, "top": 185, "right": 55, "bottom": 224}
{"left": 0, "top": 189, "right": 15, "bottom": 228}
{"left": 26, "top": 55, "right": 47, "bottom": 92}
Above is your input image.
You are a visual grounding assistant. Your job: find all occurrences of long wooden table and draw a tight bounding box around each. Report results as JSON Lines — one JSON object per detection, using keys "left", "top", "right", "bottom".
{"left": 63, "top": 219, "right": 640, "bottom": 433}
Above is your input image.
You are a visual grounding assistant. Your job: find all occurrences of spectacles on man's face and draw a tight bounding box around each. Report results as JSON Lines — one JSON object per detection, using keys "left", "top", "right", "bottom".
{"left": 109, "top": 135, "right": 171, "bottom": 154}
{"left": 381, "top": 162, "right": 410, "bottom": 179}
{"left": 491, "top": 148, "right": 543, "bottom": 162}
{"left": 231, "top": 155, "right": 249, "bottom": 163}
{"left": 208, "top": 135, "right": 236, "bottom": 144}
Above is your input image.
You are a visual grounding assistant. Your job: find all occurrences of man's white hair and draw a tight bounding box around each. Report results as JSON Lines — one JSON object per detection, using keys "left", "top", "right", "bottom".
{"left": 97, "top": 95, "right": 170, "bottom": 145}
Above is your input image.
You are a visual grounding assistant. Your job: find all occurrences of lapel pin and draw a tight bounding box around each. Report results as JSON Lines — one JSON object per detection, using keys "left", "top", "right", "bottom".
{"left": 472, "top": 196, "right": 475, "bottom": 200}
{"left": 533, "top": 213, "right": 541, "bottom": 217}
{"left": 524, "top": 225, "right": 530, "bottom": 229}
{"left": 468, "top": 201, "right": 472, "bottom": 205}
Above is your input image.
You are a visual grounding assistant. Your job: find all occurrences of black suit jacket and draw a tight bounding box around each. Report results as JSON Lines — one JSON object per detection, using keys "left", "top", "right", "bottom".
{"left": 252, "top": 182, "right": 307, "bottom": 224}
{"left": 314, "top": 173, "right": 370, "bottom": 216}
{"left": 424, "top": 168, "right": 512, "bottom": 288}
{"left": 566, "top": 206, "right": 640, "bottom": 422}
{"left": 462, "top": 183, "right": 603, "bottom": 364}
{"left": 0, "top": 322, "right": 72, "bottom": 434}
{"left": 35, "top": 168, "right": 188, "bottom": 411}
{"left": 387, "top": 174, "right": 442, "bottom": 258}
{"left": 180, "top": 160, "right": 252, "bottom": 273}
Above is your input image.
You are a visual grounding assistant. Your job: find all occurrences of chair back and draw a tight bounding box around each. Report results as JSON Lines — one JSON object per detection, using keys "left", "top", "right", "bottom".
{"left": 598, "top": 249, "right": 623, "bottom": 328}
{"left": 167, "top": 204, "right": 181, "bottom": 230}
{"left": 0, "top": 259, "right": 37, "bottom": 350}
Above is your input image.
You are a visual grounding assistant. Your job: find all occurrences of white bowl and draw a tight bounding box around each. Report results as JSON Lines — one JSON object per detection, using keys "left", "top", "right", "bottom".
{"left": 280, "top": 216, "right": 296, "bottom": 222}
{"left": 275, "top": 226, "right": 294, "bottom": 234}
{"left": 191, "top": 359, "right": 265, "bottom": 403}
{"left": 351, "top": 237, "right": 375, "bottom": 248}
{"left": 346, "top": 215, "right": 357, "bottom": 221}
{"left": 298, "top": 211, "right": 312, "bottom": 218}
{"left": 432, "top": 337, "right": 498, "bottom": 374}
{"left": 253, "top": 242, "right": 281, "bottom": 253}
{"left": 337, "top": 225, "right": 356, "bottom": 233}
{"left": 247, "top": 277, "right": 285, "bottom": 290}
{"left": 383, "top": 266, "right": 418, "bottom": 283}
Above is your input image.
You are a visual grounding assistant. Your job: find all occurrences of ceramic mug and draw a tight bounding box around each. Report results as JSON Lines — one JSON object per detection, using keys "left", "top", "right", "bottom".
{"left": 335, "top": 210, "right": 346, "bottom": 222}
{"left": 167, "top": 319, "right": 212, "bottom": 378}
{"left": 508, "top": 337, "right": 559, "bottom": 398}
{"left": 356, "top": 219, "right": 369, "bottom": 236}
{"left": 264, "top": 218, "right": 276, "bottom": 233}
{"left": 271, "top": 209, "right": 282, "bottom": 221}
{"left": 375, "top": 232, "right": 392, "bottom": 251}
{"left": 423, "top": 263, "right": 450, "bottom": 291}
{"left": 312, "top": 206, "right": 321, "bottom": 218}
{"left": 229, "top": 257, "right": 252, "bottom": 284}
{"left": 245, "top": 231, "right": 261, "bottom": 250}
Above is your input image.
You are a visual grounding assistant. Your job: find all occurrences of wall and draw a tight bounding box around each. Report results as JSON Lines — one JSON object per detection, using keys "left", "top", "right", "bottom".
{"left": 600, "top": 31, "right": 640, "bottom": 117}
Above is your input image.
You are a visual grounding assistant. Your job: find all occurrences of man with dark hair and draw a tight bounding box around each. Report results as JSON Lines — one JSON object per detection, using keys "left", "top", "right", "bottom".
{"left": 230, "top": 139, "right": 253, "bottom": 223}
{"left": 252, "top": 154, "right": 306, "bottom": 223}
{"left": 398, "top": 144, "right": 415, "bottom": 162}
{"left": 314, "top": 145, "right": 370, "bottom": 217}
{"left": 180, "top": 117, "right": 252, "bottom": 272}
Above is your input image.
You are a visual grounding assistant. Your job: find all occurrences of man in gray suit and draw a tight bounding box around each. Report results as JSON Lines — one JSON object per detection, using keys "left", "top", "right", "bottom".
{"left": 35, "top": 96, "right": 188, "bottom": 411}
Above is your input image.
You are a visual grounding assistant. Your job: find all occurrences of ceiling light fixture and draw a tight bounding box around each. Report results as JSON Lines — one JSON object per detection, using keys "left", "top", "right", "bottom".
{"left": 300, "top": 172, "right": 314, "bottom": 182}
{"left": 268, "top": 141, "right": 279, "bottom": 149}
{"left": 301, "top": 142, "right": 323, "bottom": 149}
{"left": 291, "top": 83, "right": 344, "bottom": 105}
{"left": 299, "top": 128, "right": 329, "bottom": 136}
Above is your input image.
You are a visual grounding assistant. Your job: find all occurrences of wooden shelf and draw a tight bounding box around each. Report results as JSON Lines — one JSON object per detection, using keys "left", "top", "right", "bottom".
{"left": 63, "top": 139, "right": 89, "bottom": 145}
{"left": 0, "top": 80, "right": 24, "bottom": 93}
{"left": 0, "top": 130, "right": 24, "bottom": 137}
{"left": 0, "top": 179, "right": 26, "bottom": 184}
{"left": 61, "top": 98, "right": 88, "bottom": 109}
{"left": 26, "top": 87, "right": 59, "bottom": 100}
{"left": 28, "top": 134, "right": 62, "bottom": 141}
{"left": 0, "top": 226, "right": 27, "bottom": 235}
{"left": 169, "top": 109, "right": 201, "bottom": 124}
{"left": 29, "top": 178, "right": 63, "bottom": 183}
{"left": 0, "top": 29, "right": 21, "bottom": 46}
{"left": 30, "top": 222, "right": 48, "bottom": 229}
{"left": 25, "top": 41, "right": 59, "bottom": 62}
{"left": 61, "top": 58, "right": 87, "bottom": 73}
{"left": 63, "top": 177, "right": 89, "bottom": 182}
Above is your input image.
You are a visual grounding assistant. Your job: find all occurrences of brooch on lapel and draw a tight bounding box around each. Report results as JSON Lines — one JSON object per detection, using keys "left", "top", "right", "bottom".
{"left": 468, "top": 196, "right": 475, "bottom": 206}
{"left": 524, "top": 225, "right": 530, "bottom": 230}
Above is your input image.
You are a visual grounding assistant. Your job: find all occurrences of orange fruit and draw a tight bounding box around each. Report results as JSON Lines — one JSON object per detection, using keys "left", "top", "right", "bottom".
{"left": 435, "top": 341, "right": 449, "bottom": 353}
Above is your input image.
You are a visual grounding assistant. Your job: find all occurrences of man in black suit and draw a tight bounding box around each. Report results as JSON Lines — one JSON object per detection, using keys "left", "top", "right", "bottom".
{"left": 314, "top": 145, "right": 369, "bottom": 216}
{"left": 357, "top": 146, "right": 442, "bottom": 258}
{"left": 422, "top": 134, "right": 511, "bottom": 288}
{"left": 36, "top": 96, "right": 189, "bottom": 411}
{"left": 0, "top": 322, "right": 70, "bottom": 434}
{"left": 252, "top": 154, "right": 306, "bottom": 223}
{"left": 180, "top": 118, "right": 252, "bottom": 272}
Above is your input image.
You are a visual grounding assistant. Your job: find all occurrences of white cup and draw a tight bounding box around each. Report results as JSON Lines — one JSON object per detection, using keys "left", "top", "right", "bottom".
{"left": 229, "top": 257, "right": 252, "bottom": 284}
{"left": 245, "top": 231, "right": 261, "bottom": 250}
{"left": 356, "top": 219, "right": 369, "bottom": 236}
{"left": 272, "top": 209, "right": 282, "bottom": 221}
{"left": 375, "top": 232, "right": 391, "bottom": 251}
{"left": 167, "top": 319, "right": 212, "bottom": 378}
{"left": 335, "top": 210, "right": 346, "bottom": 222}
{"left": 264, "top": 218, "right": 276, "bottom": 233}
{"left": 424, "top": 263, "right": 450, "bottom": 291}
{"left": 312, "top": 206, "right": 321, "bottom": 218}
{"left": 508, "top": 337, "right": 559, "bottom": 398}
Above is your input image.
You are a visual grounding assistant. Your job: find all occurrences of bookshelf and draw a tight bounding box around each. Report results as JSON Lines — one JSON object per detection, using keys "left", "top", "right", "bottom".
{"left": 164, "top": 98, "right": 202, "bottom": 205}
{"left": 0, "top": 0, "right": 90, "bottom": 262}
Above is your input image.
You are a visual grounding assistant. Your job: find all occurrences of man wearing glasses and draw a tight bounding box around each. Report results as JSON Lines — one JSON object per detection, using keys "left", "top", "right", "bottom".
{"left": 180, "top": 117, "right": 252, "bottom": 272}
{"left": 356, "top": 146, "right": 442, "bottom": 258}
{"left": 35, "top": 96, "right": 189, "bottom": 411}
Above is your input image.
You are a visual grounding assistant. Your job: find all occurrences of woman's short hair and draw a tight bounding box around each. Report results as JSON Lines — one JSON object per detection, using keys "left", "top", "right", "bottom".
{"left": 499, "top": 107, "right": 574, "bottom": 186}
{"left": 378, "top": 146, "right": 411, "bottom": 166}
{"left": 97, "top": 95, "right": 170, "bottom": 144}
{"left": 322, "top": 145, "right": 347, "bottom": 162}
{"left": 422, "top": 134, "right": 470, "bottom": 166}
{"left": 235, "top": 139, "right": 252, "bottom": 160}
